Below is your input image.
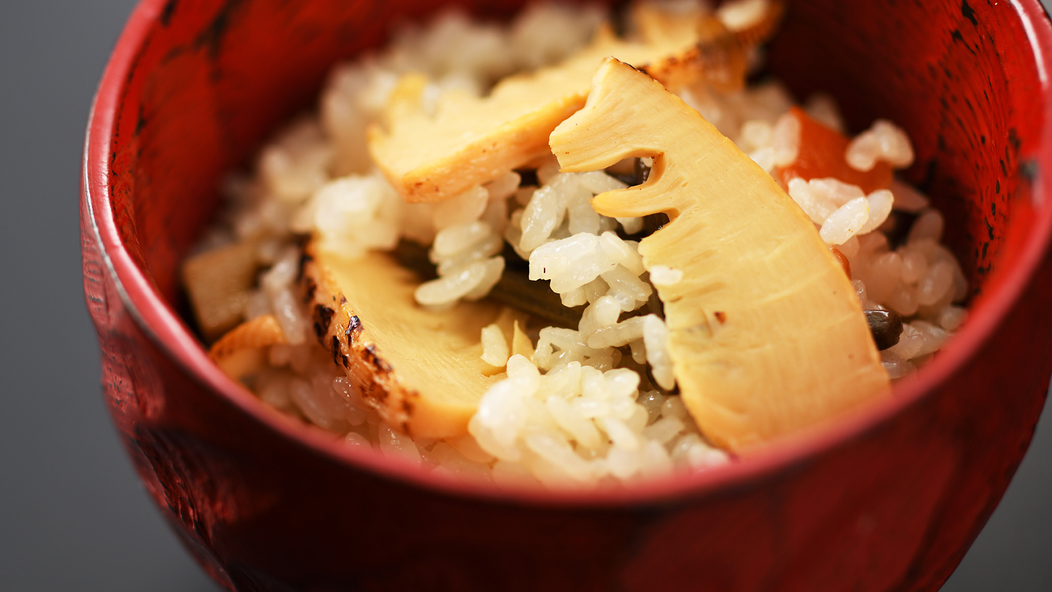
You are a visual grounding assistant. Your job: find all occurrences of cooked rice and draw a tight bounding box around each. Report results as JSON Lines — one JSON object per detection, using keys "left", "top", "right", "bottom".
{"left": 188, "top": 0, "right": 970, "bottom": 488}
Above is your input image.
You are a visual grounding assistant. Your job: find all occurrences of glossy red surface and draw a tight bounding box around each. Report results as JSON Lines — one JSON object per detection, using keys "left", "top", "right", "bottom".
{"left": 82, "top": 0, "right": 1052, "bottom": 589}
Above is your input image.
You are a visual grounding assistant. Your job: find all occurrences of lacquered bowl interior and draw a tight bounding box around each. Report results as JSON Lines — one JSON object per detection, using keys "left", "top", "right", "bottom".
{"left": 83, "top": 0, "right": 1052, "bottom": 589}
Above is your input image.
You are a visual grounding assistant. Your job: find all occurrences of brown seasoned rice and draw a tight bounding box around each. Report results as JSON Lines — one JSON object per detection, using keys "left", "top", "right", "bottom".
{"left": 184, "top": 0, "right": 968, "bottom": 488}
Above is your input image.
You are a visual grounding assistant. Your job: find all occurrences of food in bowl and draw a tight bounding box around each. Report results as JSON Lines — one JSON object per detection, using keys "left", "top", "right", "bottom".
{"left": 183, "top": 0, "right": 969, "bottom": 488}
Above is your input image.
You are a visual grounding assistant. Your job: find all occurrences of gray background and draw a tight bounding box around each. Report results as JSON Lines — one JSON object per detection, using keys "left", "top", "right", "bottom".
{"left": 0, "top": 1, "right": 1049, "bottom": 590}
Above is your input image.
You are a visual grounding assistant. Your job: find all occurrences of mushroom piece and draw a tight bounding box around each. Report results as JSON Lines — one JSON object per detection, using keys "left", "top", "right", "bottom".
{"left": 549, "top": 58, "right": 890, "bottom": 452}
{"left": 299, "top": 243, "right": 509, "bottom": 438}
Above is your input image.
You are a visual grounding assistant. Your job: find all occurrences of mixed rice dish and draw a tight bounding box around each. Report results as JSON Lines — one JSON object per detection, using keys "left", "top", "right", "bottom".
{"left": 183, "top": 0, "right": 969, "bottom": 489}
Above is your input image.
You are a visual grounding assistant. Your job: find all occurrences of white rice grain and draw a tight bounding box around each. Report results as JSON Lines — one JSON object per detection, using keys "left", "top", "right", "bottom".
{"left": 788, "top": 177, "right": 836, "bottom": 224}
{"left": 643, "top": 416, "right": 686, "bottom": 445}
{"left": 809, "top": 178, "right": 866, "bottom": 206}
{"left": 772, "top": 111, "right": 801, "bottom": 166}
{"left": 529, "top": 233, "right": 618, "bottom": 293}
{"left": 717, "top": 0, "right": 769, "bottom": 32}
{"left": 908, "top": 209, "right": 945, "bottom": 244}
{"left": 898, "top": 245, "right": 929, "bottom": 284}
{"left": 858, "top": 190, "right": 894, "bottom": 234}
{"left": 639, "top": 440, "right": 674, "bottom": 478}
{"left": 819, "top": 197, "right": 870, "bottom": 245}
{"left": 642, "top": 315, "right": 675, "bottom": 390}
{"left": 846, "top": 119, "right": 915, "bottom": 171}
{"left": 415, "top": 256, "right": 505, "bottom": 305}
{"left": 863, "top": 251, "right": 903, "bottom": 304}
{"left": 938, "top": 306, "right": 968, "bottom": 331}
{"left": 545, "top": 395, "right": 602, "bottom": 449}
{"left": 804, "top": 92, "right": 845, "bottom": 132}
{"left": 379, "top": 423, "right": 423, "bottom": 467}
{"left": 890, "top": 178, "right": 930, "bottom": 212}
{"left": 431, "top": 220, "right": 495, "bottom": 260}
{"left": 344, "top": 432, "right": 371, "bottom": 447}
{"left": 880, "top": 350, "right": 916, "bottom": 379}
{"left": 738, "top": 119, "right": 774, "bottom": 151}
{"left": 600, "top": 265, "right": 653, "bottom": 311}
{"left": 916, "top": 260, "right": 955, "bottom": 306}
{"left": 887, "top": 282, "right": 920, "bottom": 317}
{"left": 260, "top": 118, "right": 332, "bottom": 203}
{"left": 433, "top": 185, "right": 489, "bottom": 229}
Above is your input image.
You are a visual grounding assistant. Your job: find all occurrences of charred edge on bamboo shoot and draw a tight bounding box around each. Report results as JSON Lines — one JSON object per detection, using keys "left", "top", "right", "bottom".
{"left": 363, "top": 344, "right": 392, "bottom": 373}
{"left": 313, "top": 304, "right": 335, "bottom": 338}
{"left": 297, "top": 250, "right": 313, "bottom": 282}
{"left": 346, "top": 315, "right": 362, "bottom": 338}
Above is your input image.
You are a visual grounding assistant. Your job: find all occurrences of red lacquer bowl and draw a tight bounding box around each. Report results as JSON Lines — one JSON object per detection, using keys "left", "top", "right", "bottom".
{"left": 81, "top": 0, "right": 1052, "bottom": 590}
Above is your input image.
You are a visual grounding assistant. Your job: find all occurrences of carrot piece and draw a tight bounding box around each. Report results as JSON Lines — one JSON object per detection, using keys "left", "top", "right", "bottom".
{"left": 776, "top": 106, "right": 893, "bottom": 194}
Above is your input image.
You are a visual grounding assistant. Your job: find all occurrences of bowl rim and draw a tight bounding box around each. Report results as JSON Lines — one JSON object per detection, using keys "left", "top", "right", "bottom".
{"left": 83, "top": 0, "right": 1052, "bottom": 507}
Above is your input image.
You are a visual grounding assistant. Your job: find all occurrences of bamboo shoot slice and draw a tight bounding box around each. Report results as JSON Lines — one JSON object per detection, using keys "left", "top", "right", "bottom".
{"left": 550, "top": 59, "right": 890, "bottom": 451}
{"left": 300, "top": 243, "right": 506, "bottom": 438}
{"left": 208, "top": 314, "right": 287, "bottom": 381}
{"left": 367, "top": 17, "right": 701, "bottom": 205}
